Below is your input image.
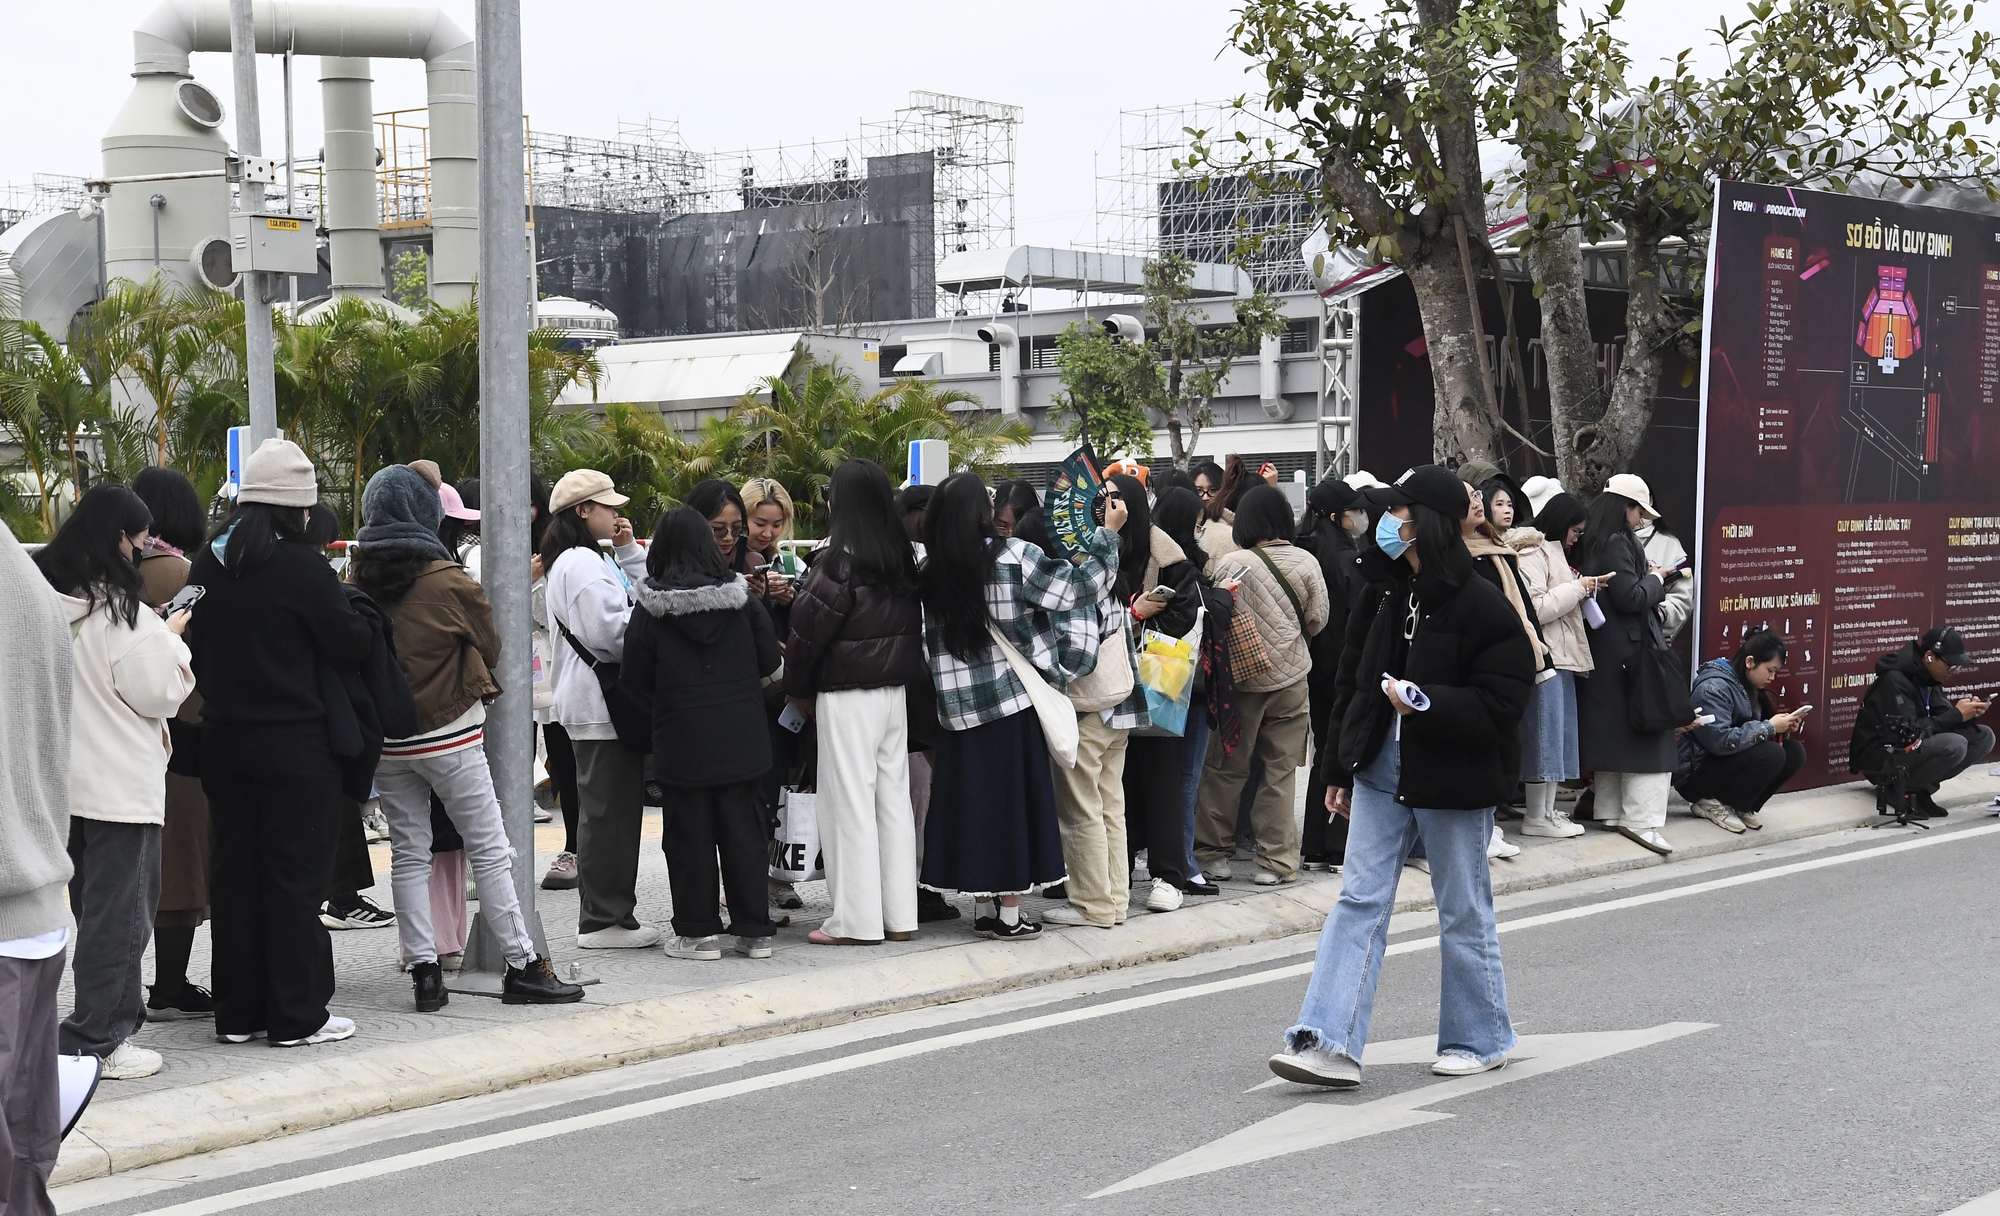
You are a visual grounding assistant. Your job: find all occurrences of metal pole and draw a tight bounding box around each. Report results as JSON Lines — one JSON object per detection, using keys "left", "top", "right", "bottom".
{"left": 284, "top": 46, "right": 298, "bottom": 315}
{"left": 466, "top": 0, "right": 546, "bottom": 985}
{"left": 229, "top": 0, "right": 278, "bottom": 446}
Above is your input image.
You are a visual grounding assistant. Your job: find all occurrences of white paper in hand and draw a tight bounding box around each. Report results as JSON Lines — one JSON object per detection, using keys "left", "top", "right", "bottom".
{"left": 1381, "top": 673, "right": 1430, "bottom": 712}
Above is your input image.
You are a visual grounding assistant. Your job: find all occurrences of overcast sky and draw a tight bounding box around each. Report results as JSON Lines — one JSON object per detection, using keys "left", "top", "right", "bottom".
{"left": 0, "top": 0, "right": 1857, "bottom": 248}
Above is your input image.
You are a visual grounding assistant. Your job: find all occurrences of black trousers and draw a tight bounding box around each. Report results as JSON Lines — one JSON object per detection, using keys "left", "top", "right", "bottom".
{"left": 60, "top": 819, "right": 161, "bottom": 1057}
{"left": 659, "top": 779, "right": 774, "bottom": 940}
{"left": 1900, "top": 724, "right": 1997, "bottom": 794}
{"left": 1123, "top": 734, "right": 1190, "bottom": 888}
{"left": 1300, "top": 677, "right": 1350, "bottom": 865}
{"left": 324, "top": 798, "right": 376, "bottom": 902}
{"left": 543, "top": 722, "right": 580, "bottom": 854}
{"left": 1678, "top": 737, "right": 1806, "bottom": 816}
{"left": 201, "top": 724, "right": 340, "bottom": 1042}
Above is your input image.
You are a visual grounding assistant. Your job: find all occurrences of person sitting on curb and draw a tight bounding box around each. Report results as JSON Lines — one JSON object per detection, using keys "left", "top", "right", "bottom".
{"left": 1849, "top": 625, "right": 1994, "bottom": 819}
{"left": 1675, "top": 630, "right": 1807, "bottom": 834}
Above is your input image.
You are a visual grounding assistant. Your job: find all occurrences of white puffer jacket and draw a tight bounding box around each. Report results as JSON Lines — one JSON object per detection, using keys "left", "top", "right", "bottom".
{"left": 1506, "top": 527, "right": 1594, "bottom": 675}
{"left": 59, "top": 591, "right": 196, "bottom": 825}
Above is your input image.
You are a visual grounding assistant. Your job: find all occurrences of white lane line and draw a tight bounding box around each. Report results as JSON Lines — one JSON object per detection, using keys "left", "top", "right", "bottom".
{"left": 113, "top": 820, "right": 2000, "bottom": 1216}
{"left": 1941, "top": 1188, "right": 2000, "bottom": 1213}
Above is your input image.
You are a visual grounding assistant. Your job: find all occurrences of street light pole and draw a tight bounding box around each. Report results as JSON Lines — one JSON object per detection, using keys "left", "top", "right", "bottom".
{"left": 228, "top": 0, "right": 278, "bottom": 446}
{"left": 467, "top": 0, "right": 546, "bottom": 983}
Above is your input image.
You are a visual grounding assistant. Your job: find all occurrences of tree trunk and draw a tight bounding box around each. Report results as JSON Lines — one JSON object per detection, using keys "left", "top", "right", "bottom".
{"left": 1166, "top": 353, "right": 1187, "bottom": 464}
{"left": 1529, "top": 226, "right": 1603, "bottom": 494}
{"left": 1406, "top": 252, "right": 1499, "bottom": 467}
{"left": 1572, "top": 227, "right": 1673, "bottom": 495}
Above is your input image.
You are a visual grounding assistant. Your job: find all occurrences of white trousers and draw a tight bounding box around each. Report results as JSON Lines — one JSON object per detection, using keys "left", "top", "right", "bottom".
{"left": 1594, "top": 771, "right": 1671, "bottom": 831}
{"left": 817, "top": 686, "right": 917, "bottom": 939}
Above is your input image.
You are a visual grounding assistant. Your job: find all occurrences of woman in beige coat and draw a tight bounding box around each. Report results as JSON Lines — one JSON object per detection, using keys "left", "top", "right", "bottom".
{"left": 1193, "top": 485, "right": 1329, "bottom": 884}
{"left": 1505, "top": 491, "right": 1607, "bottom": 838}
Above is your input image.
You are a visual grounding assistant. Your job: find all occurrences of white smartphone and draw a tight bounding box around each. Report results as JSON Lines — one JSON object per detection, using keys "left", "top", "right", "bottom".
{"left": 1794, "top": 704, "right": 1814, "bottom": 716}
{"left": 777, "top": 701, "right": 808, "bottom": 734}
{"left": 1144, "top": 584, "right": 1175, "bottom": 603}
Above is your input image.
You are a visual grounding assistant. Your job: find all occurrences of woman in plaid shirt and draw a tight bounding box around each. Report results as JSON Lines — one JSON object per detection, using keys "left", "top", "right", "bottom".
{"left": 916, "top": 473, "right": 1125, "bottom": 939}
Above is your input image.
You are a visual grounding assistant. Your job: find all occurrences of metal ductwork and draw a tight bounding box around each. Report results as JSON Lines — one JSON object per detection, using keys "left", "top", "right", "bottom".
{"left": 1259, "top": 332, "right": 1292, "bottom": 421}
{"left": 111, "top": 0, "right": 476, "bottom": 302}
{"left": 319, "top": 57, "right": 383, "bottom": 298}
{"left": 977, "top": 322, "right": 1021, "bottom": 416}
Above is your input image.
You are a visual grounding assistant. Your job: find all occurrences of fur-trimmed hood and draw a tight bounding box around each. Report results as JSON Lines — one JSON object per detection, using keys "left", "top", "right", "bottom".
{"left": 635, "top": 573, "right": 749, "bottom": 644}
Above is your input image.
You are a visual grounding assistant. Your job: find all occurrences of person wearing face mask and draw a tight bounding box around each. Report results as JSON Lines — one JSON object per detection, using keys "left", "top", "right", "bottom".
{"left": 33, "top": 487, "right": 196, "bottom": 1080}
{"left": 1507, "top": 491, "right": 1605, "bottom": 838}
{"left": 1294, "top": 479, "right": 1366, "bottom": 872}
{"left": 1273, "top": 465, "right": 1532, "bottom": 1089}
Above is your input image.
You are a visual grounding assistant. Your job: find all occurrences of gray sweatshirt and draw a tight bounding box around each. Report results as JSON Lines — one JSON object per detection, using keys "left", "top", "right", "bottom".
{"left": 0, "top": 520, "right": 74, "bottom": 941}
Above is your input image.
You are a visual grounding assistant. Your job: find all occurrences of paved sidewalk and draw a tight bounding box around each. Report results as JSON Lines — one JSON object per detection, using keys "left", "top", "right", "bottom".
{"left": 51, "top": 769, "right": 1999, "bottom": 1186}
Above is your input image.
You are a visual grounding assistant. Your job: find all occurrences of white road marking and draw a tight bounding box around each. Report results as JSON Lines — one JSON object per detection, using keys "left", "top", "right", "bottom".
{"left": 1097, "top": 1023, "right": 1716, "bottom": 1195}
{"left": 1940, "top": 1189, "right": 2000, "bottom": 1213}
{"left": 100, "top": 820, "right": 2000, "bottom": 1216}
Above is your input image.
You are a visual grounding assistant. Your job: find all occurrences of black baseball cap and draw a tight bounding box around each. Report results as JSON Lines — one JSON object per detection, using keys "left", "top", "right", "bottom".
{"left": 899, "top": 484, "right": 936, "bottom": 513}
{"left": 1922, "top": 625, "right": 1974, "bottom": 668}
{"left": 1306, "top": 478, "right": 1362, "bottom": 517}
{"left": 1364, "top": 464, "right": 1471, "bottom": 519}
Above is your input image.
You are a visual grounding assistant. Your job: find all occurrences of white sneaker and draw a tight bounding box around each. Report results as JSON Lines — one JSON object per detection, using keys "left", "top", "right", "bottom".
{"left": 1406, "top": 855, "right": 1430, "bottom": 873}
{"left": 273, "top": 1016, "right": 356, "bottom": 1048}
{"left": 576, "top": 925, "right": 663, "bottom": 950}
{"left": 1208, "top": 861, "right": 1233, "bottom": 881}
{"left": 1616, "top": 825, "right": 1675, "bottom": 856}
{"left": 664, "top": 935, "right": 723, "bottom": 960}
{"left": 1251, "top": 869, "right": 1296, "bottom": 886}
{"left": 734, "top": 936, "right": 774, "bottom": 959}
{"left": 100, "top": 1041, "right": 163, "bottom": 1080}
{"left": 1691, "top": 798, "right": 1747, "bottom": 833}
{"left": 1737, "top": 810, "right": 1764, "bottom": 831}
{"left": 1487, "top": 826, "right": 1521, "bottom": 860}
{"left": 1520, "top": 810, "right": 1586, "bottom": 839}
{"left": 1268, "top": 1045, "right": 1362, "bottom": 1088}
{"left": 1145, "top": 878, "right": 1184, "bottom": 913}
{"left": 1432, "top": 1052, "right": 1506, "bottom": 1077}
{"left": 1041, "top": 903, "right": 1106, "bottom": 927}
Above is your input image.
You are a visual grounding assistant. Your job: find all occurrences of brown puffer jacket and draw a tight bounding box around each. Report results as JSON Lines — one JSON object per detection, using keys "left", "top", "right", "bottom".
{"left": 783, "top": 557, "right": 926, "bottom": 697}
{"left": 380, "top": 560, "right": 503, "bottom": 733}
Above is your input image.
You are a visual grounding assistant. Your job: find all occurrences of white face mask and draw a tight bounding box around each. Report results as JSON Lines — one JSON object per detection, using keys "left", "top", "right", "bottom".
{"left": 1342, "top": 509, "right": 1368, "bottom": 538}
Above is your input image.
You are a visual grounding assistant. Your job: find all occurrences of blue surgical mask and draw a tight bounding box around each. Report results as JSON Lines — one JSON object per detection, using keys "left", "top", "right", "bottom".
{"left": 1376, "top": 512, "right": 1412, "bottom": 560}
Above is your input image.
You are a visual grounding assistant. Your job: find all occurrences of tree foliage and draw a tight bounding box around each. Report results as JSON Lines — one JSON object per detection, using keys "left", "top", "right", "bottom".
{"left": 1049, "top": 321, "right": 1156, "bottom": 460}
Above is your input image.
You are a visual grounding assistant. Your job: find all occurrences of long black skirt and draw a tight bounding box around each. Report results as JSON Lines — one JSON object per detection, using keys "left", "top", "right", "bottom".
{"left": 920, "top": 708, "right": 1068, "bottom": 897}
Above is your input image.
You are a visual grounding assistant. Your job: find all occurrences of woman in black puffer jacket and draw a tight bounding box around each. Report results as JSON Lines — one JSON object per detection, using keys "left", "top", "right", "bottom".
{"left": 1270, "top": 465, "right": 1533, "bottom": 1091}
{"left": 784, "top": 460, "right": 927, "bottom": 945}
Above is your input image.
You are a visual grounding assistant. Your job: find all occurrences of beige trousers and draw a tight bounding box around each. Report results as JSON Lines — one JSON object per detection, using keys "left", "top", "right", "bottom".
{"left": 1193, "top": 679, "right": 1311, "bottom": 878}
{"left": 1593, "top": 770, "right": 1671, "bottom": 831}
{"left": 1051, "top": 712, "right": 1131, "bottom": 925}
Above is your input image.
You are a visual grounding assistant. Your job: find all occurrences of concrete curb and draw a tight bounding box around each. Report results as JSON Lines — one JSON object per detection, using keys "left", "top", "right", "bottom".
{"left": 51, "top": 778, "right": 1971, "bottom": 1186}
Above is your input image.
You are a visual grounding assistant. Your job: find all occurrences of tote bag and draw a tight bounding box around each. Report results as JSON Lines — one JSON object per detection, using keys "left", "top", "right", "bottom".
{"left": 1621, "top": 612, "right": 1694, "bottom": 734}
{"left": 986, "top": 620, "right": 1081, "bottom": 769}
{"left": 1131, "top": 602, "right": 1204, "bottom": 738}
{"left": 768, "top": 786, "right": 825, "bottom": 882}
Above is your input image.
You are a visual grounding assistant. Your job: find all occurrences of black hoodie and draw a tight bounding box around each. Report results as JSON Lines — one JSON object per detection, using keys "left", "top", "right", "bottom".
{"left": 621, "top": 573, "right": 782, "bottom": 788}
{"left": 1848, "top": 641, "right": 1967, "bottom": 776}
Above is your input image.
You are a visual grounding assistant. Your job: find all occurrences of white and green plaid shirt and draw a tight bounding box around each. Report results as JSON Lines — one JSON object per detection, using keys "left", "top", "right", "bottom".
{"left": 926, "top": 528, "right": 1120, "bottom": 731}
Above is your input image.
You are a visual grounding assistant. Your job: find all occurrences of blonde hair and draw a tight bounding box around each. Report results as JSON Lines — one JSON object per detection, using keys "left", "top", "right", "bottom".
{"left": 740, "top": 477, "right": 795, "bottom": 550}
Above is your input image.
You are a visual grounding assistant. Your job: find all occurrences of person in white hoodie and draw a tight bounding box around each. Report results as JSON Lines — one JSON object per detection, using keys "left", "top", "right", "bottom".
{"left": 32, "top": 486, "right": 195, "bottom": 1081}
{"left": 540, "top": 469, "right": 656, "bottom": 949}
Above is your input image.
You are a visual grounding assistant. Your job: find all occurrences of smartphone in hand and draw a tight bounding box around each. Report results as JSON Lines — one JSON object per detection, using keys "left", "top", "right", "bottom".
{"left": 1144, "top": 584, "right": 1175, "bottom": 603}
{"left": 162, "top": 583, "right": 205, "bottom": 615}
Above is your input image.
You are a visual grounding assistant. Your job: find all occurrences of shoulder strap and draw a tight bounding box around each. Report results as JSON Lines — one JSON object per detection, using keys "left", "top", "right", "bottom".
{"left": 555, "top": 617, "right": 601, "bottom": 670}
{"left": 1250, "top": 545, "right": 1309, "bottom": 636}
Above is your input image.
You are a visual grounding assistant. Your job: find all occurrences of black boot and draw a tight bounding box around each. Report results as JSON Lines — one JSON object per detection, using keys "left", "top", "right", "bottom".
{"left": 1914, "top": 790, "right": 1950, "bottom": 819}
{"left": 503, "top": 956, "right": 586, "bottom": 1005}
{"left": 411, "top": 961, "right": 447, "bottom": 1013}
{"left": 917, "top": 888, "right": 961, "bottom": 922}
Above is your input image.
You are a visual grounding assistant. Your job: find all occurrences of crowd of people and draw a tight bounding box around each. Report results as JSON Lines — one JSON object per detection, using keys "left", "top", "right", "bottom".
{"left": 1, "top": 436, "right": 1990, "bottom": 1178}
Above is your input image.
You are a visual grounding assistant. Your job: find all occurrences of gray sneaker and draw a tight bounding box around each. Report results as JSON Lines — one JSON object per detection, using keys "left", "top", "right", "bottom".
{"left": 664, "top": 935, "right": 723, "bottom": 960}
{"left": 1691, "top": 798, "right": 1746, "bottom": 834}
{"left": 736, "top": 936, "right": 774, "bottom": 959}
{"left": 1268, "top": 1045, "right": 1361, "bottom": 1088}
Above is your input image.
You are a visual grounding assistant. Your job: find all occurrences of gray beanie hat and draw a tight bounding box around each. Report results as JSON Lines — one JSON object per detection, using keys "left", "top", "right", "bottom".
{"left": 239, "top": 438, "right": 318, "bottom": 507}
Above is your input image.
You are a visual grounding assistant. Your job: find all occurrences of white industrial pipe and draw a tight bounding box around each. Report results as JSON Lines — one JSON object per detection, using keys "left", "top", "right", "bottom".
{"left": 977, "top": 322, "right": 1021, "bottom": 416}
{"left": 319, "top": 57, "right": 384, "bottom": 298}
{"left": 116, "top": 0, "right": 477, "bottom": 302}
{"left": 1259, "top": 332, "right": 1292, "bottom": 421}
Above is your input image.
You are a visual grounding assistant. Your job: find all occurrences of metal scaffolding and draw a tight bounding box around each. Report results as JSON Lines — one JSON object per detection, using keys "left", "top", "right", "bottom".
{"left": 1100, "top": 101, "right": 1321, "bottom": 295}
{"left": 0, "top": 175, "right": 89, "bottom": 235}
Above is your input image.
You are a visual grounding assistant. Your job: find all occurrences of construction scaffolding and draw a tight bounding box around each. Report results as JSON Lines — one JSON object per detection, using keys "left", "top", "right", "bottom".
{"left": 1099, "top": 101, "right": 1321, "bottom": 295}
{"left": 0, "top": 175, "right": 89, "bottom": 235}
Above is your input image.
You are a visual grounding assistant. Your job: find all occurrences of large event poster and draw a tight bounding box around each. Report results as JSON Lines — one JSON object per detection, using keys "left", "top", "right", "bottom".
{"left": 1697, "top": 180, "right": 2000, "bottom": 787}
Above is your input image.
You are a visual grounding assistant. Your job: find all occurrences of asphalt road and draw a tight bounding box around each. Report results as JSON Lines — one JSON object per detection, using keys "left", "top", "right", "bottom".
{"left": 60, "top": 818, "right": 2000, "bottom": 1216}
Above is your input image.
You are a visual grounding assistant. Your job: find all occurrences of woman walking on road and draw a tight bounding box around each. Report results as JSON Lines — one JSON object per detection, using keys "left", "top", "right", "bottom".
{"left": 186, "top": 439, "right": 374, "bottom": 1048}
{"left": 1676, "top": 630, "right": 1808, "bottom": 832}
{"left": 129, "top": 467, "right": 218, "bottom": 1021}
{"left": 784, "top": 460, "right": 925, "bottom": 945}
{"left": 917, "top": 473, "right": 1122, "bottom": 940}
{"left": 1271, "top": 466, "right": 1533, "bottom": 1088}
{"left": 623, "top": 508, "right": 784, "bottom": 960}
{"left": 351, "top": 465, "right": 583, "bottom": 1011}
{"left": 1575, "top": 475, "right": 1686, "bottom": 856}
{"left": 36, "top": 486, "right": 196, "bottom": 1080}
{"left": 542, "top": 469, "right": 655, "bottom": 948}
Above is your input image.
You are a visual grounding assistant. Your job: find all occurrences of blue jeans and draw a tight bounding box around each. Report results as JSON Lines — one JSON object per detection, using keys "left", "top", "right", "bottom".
{"left": 1286, "top": 735, "right": 1515, "bottom": 1066}
{"left": 1179, "top": 697, "right": 1212, "bottom": 878}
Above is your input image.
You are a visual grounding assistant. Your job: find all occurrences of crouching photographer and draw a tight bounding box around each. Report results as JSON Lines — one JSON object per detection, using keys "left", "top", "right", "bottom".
{"left": 1849, "top": 626, "right": 1995, "bottom": 819}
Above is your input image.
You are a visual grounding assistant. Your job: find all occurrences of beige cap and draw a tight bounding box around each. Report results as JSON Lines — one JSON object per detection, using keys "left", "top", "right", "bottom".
{"left": 549, "top": 468, "right": 629, "bottom": 515}
{"left": 1604, "top": 472, "right": 1660, "bottom": 519}
{"left": 240, "top": 438, "right": 318, "bottom": 507}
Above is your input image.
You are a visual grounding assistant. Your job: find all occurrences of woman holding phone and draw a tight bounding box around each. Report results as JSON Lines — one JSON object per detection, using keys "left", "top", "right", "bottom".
{"left": 1674, "top": 630, "right": 1808, "bottom": 832}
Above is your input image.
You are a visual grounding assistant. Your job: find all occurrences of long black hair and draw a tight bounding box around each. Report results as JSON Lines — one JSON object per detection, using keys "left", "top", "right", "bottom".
{"left": 921, "top": 472, "right": 1000, "bottom": 662}
{"left": 1410, "top": 502, "right": 1473, "bottom": 590}
{"left": 1574, "top": 491, "right": 1639, "bottom": 575}
{"left": 529, "top": 474, "right": 553, "bottom": 554}
{"left": 686, "top": 477, "right": 748, "bottom": 567}
{"left": 991, "top": 479, "right": 1040, "bottom": 535}
{"left": 130, "top": 466, "right": 205, "bottom": 553}
{"left": 1734, "top": 628, "right": 1788, "bottom": 716}
{"left": 1152, "top": 486, "right": 1206, "bottom": 573}
{"left": 34, "top": 484, "right": 152, "bottom": 627}
{"left": 538, "top": 502, "right": 601, "bottom": 573}
{"left": 1107, "top": 472, "right": 1152, "bottom": 599}
{"left": 1532, "top": 492, "right": 1588, "bottom": 547}
{"left": 825, "top": 459, "right": 918, "bottom": 593}
{"left": 440, "top": 481, "right": 478, "bottom": 557}
{"left": 209, "top": 500, "right": 308, "bottom": 574}
{"left": 646, "top": 506, "right": 731, "bottom": 582}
